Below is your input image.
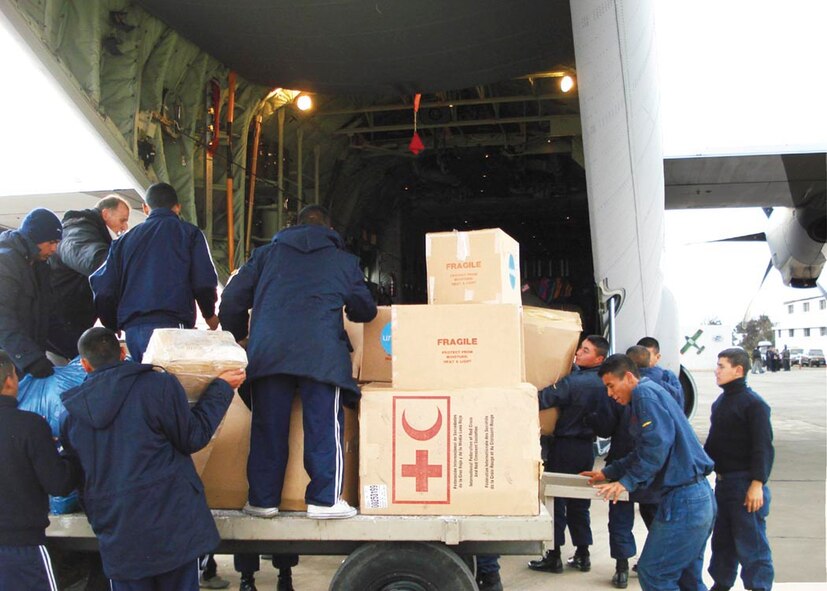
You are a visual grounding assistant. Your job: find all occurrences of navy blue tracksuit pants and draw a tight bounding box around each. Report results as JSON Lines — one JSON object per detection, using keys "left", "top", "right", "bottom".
{"left": 0, "top": 545, "right": 58, "bottom": 591}
{"left": 109, "top": 559, "right": 199, "bottom": 590}
{"left": 248, "top": 374, "right": 344, "bottom": 508}
{"left": 546, "top": 437, "right": 594, "bottom": 548}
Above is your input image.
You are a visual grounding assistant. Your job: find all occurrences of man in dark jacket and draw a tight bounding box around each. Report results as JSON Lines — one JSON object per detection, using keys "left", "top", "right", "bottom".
{"left": 60, "top": 327, "right": 245, "bottom": 589}
{"left": 220, "top": 204, "right": 377, "bottom": 520}
{"left": 48, "top": 195, "right": 131, "bottom": 359}
{"left": 90, "top": 183, "right": 219, "bottom": 362}
{"left": 529, "top": 335, "right": 614, "bottom": 574}
{"left": 0, "top": 208, "right": 63, "bottom": 377}
{"left": 705, "top": 348, "right": 774, "bottom": 591}
{"left": 0, "top": 349, "right": 80, "bottom": 590}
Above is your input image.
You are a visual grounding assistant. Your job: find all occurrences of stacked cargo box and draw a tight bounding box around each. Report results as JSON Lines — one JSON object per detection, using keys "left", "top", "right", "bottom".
{"left": 358, "top": 228, "right": 572, "bottom": 516}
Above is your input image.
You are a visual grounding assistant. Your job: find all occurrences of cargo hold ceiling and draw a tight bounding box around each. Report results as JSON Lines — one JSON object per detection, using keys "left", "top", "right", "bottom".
{"left": 133, "top": 0, "right": 575, "bottom": 94}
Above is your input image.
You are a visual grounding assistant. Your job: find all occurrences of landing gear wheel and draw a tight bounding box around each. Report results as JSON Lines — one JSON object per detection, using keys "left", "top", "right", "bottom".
{"left": 329, "top": 542, "right": 477, "bottom": 591}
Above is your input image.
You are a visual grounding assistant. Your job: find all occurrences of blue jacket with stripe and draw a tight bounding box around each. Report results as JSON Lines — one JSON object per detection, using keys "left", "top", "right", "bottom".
{"left": 219, "top": 224, "right": 376, "bottom": 397}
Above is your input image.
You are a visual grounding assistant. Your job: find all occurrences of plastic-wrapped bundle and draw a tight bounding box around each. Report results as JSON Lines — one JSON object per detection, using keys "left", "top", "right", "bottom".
{"left": 17, "top": 359, "right": 87, "bottom": 515}
{"left": 17, "top": 358, "right": 87, "bottom": 437}
{"left": 143, "top": 329, "right": 247, "bottom": 401}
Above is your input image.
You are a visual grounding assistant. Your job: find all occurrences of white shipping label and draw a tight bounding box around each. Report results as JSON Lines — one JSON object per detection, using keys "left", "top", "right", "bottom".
{"left": 456, "top": 231, "right": 470, "bottom": 261}
{"left": 363, "top": 484, "right": 388, "bottom": 509}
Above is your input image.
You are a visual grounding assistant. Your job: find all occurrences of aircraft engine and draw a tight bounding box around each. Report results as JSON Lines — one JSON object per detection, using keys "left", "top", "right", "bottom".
{"left": 765, "top": 205, "right": 827, "bottom": 288}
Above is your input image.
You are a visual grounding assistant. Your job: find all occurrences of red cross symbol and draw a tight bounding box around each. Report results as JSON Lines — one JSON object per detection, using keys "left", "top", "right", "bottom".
{"left": 401, "top": 449, "right": 443, "bottom": 492}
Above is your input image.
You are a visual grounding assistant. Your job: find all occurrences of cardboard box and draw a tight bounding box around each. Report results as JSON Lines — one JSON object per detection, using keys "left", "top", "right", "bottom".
{"left": 391, "top": 304, "right": 524, "bottom": 389}
{"left": 343, "top": 313, "right": 364, "bottom": 380}
{"left": 359, "top": 382, "right": 541, "bottom": 515}
{"left": 426, "top": 228, "right": 521, "bottom": 305}
{"left": 522, "top": 306, "right": 582, "bottom": 390}
{"left": 142, "top": 329, "right": 248, "bottom": 401}
{"left": 360, "top": 306, "right": 392, "bottom": 382}
{"left": 197, "top": 394, "right": 358, "bottom": 510}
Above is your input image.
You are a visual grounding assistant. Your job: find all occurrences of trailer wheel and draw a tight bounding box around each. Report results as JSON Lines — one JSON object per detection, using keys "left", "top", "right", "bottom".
{"left": 329, "top": 542, "right": 477, "bottom": 591}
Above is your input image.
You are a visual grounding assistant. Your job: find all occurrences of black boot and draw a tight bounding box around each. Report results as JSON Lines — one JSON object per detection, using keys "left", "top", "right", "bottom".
{"left": 239, "top": 574, "right": 257, "bottom": 591}
{"left": 527, "top": 550, "right": 563, "bottom": 573}
{"left": 710, "top": 585, "right": 731, "bottom": 591}
{"left": 566, "top": 549, "right": 591, "bottom": 572}
{"left": 476, "top": 571, "right": 504, "bottom": 591}
{"left": 612, "top": 558, "right": 628, "bottom": 588}
{"left": 277, "top": 567, "right": 294, "bottom": 591}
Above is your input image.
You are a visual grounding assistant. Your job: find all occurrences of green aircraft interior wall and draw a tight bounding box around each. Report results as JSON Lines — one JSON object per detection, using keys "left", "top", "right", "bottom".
{"left": 13, "top": 0, "right": 268, "bottom": 276}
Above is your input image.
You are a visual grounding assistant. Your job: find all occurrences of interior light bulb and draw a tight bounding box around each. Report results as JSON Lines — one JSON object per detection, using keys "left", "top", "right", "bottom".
{"left": 560, "top": 75, "right": 574, "bottom": 93}
{"left": 296, "top": 94, "right": 313, "bottom": 111}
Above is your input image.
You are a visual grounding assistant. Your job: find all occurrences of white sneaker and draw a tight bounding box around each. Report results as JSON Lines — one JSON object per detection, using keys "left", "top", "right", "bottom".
{"left": 242, "top": 502, "right": 279, "bottom": 518}
{"left": 306, "top": 498, "right": 357, "bottom": 520}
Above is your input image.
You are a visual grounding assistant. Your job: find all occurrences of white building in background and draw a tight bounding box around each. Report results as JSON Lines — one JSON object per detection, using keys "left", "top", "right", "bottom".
{"left": 774, "top": 294, "right": 827, "bottom": 353}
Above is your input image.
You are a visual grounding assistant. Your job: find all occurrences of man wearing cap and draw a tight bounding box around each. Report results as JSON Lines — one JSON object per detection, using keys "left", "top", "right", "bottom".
{"left": 90, "top": 183, "right": 219, "bottom": 361}
{"left": 0, "top": 208, "right": 63, "bottom": 377}
{"left": 48, "top": 195, "right": 131, "bottom": 359}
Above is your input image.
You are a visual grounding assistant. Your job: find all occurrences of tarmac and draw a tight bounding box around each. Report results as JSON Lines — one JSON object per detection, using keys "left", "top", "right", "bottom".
{"left": 213, "top": 367, "right": 827, "bottom": 590}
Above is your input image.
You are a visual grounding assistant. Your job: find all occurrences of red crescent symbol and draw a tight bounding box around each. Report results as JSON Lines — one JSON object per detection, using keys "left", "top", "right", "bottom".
{"left": 401, "top": 408, "right": 443, "bottom": 441}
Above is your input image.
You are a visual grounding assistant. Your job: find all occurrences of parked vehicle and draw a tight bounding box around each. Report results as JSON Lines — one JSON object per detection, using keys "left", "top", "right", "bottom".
{"left": 789, "top": 348, "right": 806, "bottom": 366}
{"left": 805, "top": 349, "right": 825, "bottom": 367}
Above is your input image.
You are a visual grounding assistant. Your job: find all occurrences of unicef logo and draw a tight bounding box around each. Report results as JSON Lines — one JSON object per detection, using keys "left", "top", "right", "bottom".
{"left": 508, "top": 254, "right": 517, "bottom": 290}
{"left": 381, "top": 322, "right": 392, "bottom": 355}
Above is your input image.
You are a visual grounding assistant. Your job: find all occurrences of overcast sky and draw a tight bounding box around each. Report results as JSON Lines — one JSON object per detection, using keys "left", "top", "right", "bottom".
{"left": 0, "top": 1, "right": 824, "bottom": 326}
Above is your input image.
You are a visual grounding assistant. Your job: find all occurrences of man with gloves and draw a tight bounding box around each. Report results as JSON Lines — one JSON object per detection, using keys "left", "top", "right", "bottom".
{"left": 0, "top": 208, "right": 63, "bottom": 377}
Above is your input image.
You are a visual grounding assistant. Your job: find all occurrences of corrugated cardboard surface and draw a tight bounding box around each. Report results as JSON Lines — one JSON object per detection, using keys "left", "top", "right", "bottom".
{"left": 359, "top": 382, "right": 541, "bottom": 516}
{"left": 197, "top": 394, "right": 358, "bottom": 510}
{"left": 343, "top": 313, "right": 364, "bottom": 380}
{"left": 522, "top": 306, "right": 582, "bottom": 390}
{"left": 391, "top": 304, "right": 524, "bottom": 389}
{"left": 360, "top": 306, "right": 392, "bottom": 382}
{"left": 425, "top": 228, "right": 521, "bottom": 305}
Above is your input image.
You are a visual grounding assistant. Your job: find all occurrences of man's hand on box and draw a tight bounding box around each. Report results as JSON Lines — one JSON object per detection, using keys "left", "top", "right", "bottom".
{"left": 217, "top": 368, "right": 246, "bottom": 389}
{"left": 205, "top": 315, "right": 220, "bottom": 330}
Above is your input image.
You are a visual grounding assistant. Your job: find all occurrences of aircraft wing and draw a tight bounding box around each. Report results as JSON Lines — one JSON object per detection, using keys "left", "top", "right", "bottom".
{"left": 665, "top": 152, "right": 827, "bottom": 209}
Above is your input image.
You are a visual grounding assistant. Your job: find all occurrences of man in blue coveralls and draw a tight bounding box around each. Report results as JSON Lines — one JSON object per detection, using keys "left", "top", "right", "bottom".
{"left": 586, "top": 344, "right": 686, "bottom": 589}
{"left": 528, "top": 335, "right": 614, "bottom": 574}
{"left": 585, "top": 353, "right": 716, "bottom": 591}
{"left": 219, "top": 204, "right": 376, "bottom": 520}
{"left": 637, "top": 337, "right": 685, "bottom": 411}
{"left": 60, "top": 327, "right": 245, "bottom": 590}
{"left": 705, "top": 348, "right": 774, "bottom": 591}
{"left": 90, "top": 182, "right": 219, "bottom": 361}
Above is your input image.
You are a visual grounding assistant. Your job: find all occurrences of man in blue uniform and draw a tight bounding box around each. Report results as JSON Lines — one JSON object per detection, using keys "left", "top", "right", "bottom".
{"left": 0, "top": 350, "right": 79, "bottom": 590}
{"left": 0, "top": 208, "right": 63, "bottom": 377}
{"left": 90, "top": 183, "right": 219, "bottom": 362}
{"left": 585, "top": 354, "right": 716, "bottom": 591}
{"left": 219, "top": 205, "right": 376, "bottom": 520}
{"left": 586, "top": 345, "right": 680, "bottom": 588}
{"left": 60, "top": 328, "right": 245, "bottom": 590}
{"left": 528, "top": 335, "right": 613, "bottom": 574}
{"left": 705, "top": 348, "right": 774, "bottom": 591}
{"left": 637, "top": 337, "right": 684, "bottom": 411}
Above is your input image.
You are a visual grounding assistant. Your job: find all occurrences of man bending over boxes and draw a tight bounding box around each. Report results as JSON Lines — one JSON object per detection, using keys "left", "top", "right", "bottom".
{"left": 220, "top": 204, "right": 377, "bottom": 520}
